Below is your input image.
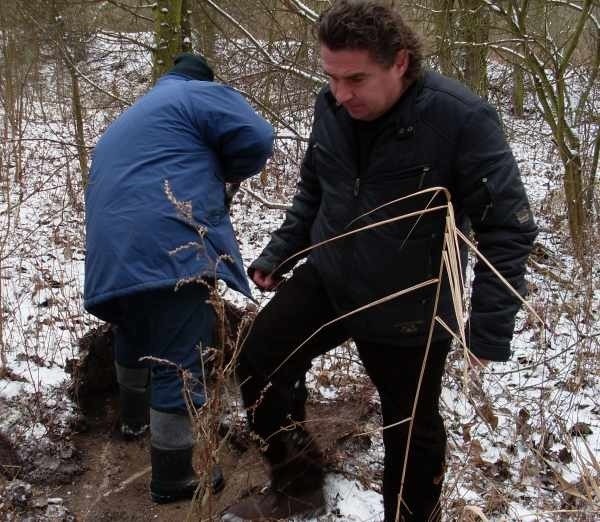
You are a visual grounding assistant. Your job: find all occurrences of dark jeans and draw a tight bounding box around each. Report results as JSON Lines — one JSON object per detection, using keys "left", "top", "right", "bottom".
{"left": 98, "top": 284, "right": 215, "bottom": 414}
{"left": 238, "top": 263, "right": 449, "bottom": 521}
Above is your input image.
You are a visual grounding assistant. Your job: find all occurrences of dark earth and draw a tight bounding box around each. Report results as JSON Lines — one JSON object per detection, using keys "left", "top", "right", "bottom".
{"left": 0, "top": 313, "right": 381, "bottom": 521}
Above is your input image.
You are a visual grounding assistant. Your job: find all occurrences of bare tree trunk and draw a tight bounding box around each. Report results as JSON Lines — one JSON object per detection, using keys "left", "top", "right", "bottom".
{"left": 193, "top": 0, "right": 216, "bottom": 61}
{"left": 561, "top": 148, "right": 586, "bottom": 260}
{"left": 0, "top": 15, "right": 9, "bottom": 371}
{"left": 433, "top": 0, "right": 455, "bottom": 77}
{"left": 459, "top": 0, "right": 489, "bottom": 98}
{"left": 68, "top": 65, "right": 89, "bottom": 186}
{"left": 0, "top": 24, "right": 25, "bottom": 186}
{"left": 511, "top": 63, "right": 525, "bottom": 117}
{"left": 492, "top": 0, "right": 594, "bottom": 262}
{"left": 532, "top": 67, "right": 588, "bottom": 259}
{"left": 153, "top": 0, "right": 183, "bottom": 82}
{"left": 50, "top": 0, "right": 89, "bottom": 189}
{"left": 181, "top": 0, "right": 193, "bottom": 53}
{"left": 510, "top": 2, "right": 527, "bottom": 117}
{"left": 585, "top": 129, "right": 599, "bottom": 213}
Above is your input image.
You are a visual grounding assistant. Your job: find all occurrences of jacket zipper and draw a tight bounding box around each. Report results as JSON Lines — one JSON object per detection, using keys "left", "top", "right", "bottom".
{"left": 480, "top": 178, "right": 492, "bottom": 221}
{"left": 417, "top": 166, "right": 430, "bottom": 189}
{"left": 353, "top": 164, "right": 431, "bottom": 202}
{"left": 481, "top": 203, "right": 492, "bottom": 221}
{"left": 371, "top": 164, "right": 431, "bottom": 184}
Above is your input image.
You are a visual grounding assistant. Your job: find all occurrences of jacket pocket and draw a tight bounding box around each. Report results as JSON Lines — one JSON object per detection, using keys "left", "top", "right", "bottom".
{"left": 374, "top": 164, "right": 432, "bottom": 189}
{"left": 313, "top": 141, "right": 354, "bottom": 181}
{"left": 357, "top": 164, "right": 446, "bottom": 241}
{"left": 461, "top": 177, "right": 494, "bottom": 224}
{"left": 362, "top": 164, "right": 435, "bottom": 212}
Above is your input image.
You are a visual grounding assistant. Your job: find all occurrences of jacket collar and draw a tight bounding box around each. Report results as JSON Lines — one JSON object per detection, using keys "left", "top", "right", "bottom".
{"left": 322, "top": 70, "right": 425, "bottom": 139}
{"left": 157, "top": 72, "right": 199, "bottom": 84}
{"left": 388, "top": 71, "right": 425, "bottom": 140}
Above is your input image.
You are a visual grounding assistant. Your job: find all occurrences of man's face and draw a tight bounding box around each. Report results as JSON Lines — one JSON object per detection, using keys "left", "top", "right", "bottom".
{"left": 320, "top": 45, "right": 408, "bottom": 121}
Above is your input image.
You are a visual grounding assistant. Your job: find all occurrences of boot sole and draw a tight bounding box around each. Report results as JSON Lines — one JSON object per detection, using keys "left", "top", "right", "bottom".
{"left": 151, "top": 478, "right": 225, "bottom": 504}
{"left": 221, "top": 503, "right": 326, "bottom": 521}
{"left": 151, "top": 490, "right": 195, "bottom": 504}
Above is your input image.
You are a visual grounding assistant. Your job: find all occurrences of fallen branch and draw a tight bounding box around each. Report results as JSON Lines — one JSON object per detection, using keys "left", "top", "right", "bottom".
{"left": 239, "top": 187, "right": 292, "bottom": 210}
{"left": 529, "top": 258, "right": 574, "bottom": 288}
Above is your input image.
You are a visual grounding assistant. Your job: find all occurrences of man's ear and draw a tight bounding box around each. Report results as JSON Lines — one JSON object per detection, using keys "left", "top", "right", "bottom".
{"left": 394, "top": 49, "right": 409, "bottom": 77}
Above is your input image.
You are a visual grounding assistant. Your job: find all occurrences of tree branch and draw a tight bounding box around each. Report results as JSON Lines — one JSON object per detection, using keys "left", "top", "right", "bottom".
{"left": 239, "top": 187, "right": 291, "bottom": 211}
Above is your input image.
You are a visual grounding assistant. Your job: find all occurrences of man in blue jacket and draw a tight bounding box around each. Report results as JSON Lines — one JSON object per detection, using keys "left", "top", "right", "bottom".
{"left": 84, "top": 53, "right": 273, "bottom": 504}
{"left": 223, "top": 1, "right": 537, "bottom": 521}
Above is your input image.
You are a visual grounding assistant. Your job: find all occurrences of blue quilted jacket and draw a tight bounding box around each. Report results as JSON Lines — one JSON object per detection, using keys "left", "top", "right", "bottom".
{"left": 84, "top": 73, "right": 273, "bottom": 312}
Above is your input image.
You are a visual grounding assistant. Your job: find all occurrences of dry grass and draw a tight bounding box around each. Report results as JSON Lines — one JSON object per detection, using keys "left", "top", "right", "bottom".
{"left": 183, "top": 183, "right": 599, "bottom": 521}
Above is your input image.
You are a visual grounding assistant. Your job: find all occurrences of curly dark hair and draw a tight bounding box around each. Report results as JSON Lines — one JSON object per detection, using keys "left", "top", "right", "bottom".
{"left": 318, "top": 0, "right": 423, "bottom": 82}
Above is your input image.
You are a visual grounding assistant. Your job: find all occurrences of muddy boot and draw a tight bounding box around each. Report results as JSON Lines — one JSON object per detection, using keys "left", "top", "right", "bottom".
{"left": 221, "top": 487, "right": 325, "bottom": 521}
{"left": 222, "top": 427, "right": 326, "bottom": 520}
{"left": 150, "top": 446, "right": 224, "bottom": 503}
{"left": 150, "top": 409, "right": 224, "bottom": 504}
{"left": 115, "top": 363, "right": 149, "bottom": 439}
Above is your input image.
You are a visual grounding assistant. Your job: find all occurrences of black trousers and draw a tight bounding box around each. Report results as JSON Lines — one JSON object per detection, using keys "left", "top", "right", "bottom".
{"left": 237, "top": 263, "right": 450, "bottom": 521}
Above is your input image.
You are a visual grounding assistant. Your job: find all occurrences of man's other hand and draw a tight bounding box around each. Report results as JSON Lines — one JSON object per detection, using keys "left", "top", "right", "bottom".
{"left": 468, "top": 352, "right": 491, "bottom": 368}
{"left": 252, "top": 269, "right": 281, "bottom": 291}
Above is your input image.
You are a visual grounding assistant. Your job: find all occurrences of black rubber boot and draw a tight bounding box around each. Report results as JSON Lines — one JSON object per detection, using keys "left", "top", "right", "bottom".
{"left": 221, "top": 487, "right": 325, "bottom": 520}
{"left": 150, "top": 446, "right": 225, "bottom": 504}
{"left": 115, "top": 363, "right": 149, "bottom": 440}
{"left": 222, "top": 427, "right": 326, "bottom": 520}
{"left": 118, "top": 386, "right": 150, "bottom": 439}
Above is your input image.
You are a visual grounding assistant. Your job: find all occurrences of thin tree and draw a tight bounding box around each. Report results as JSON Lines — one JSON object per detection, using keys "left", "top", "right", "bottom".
{"left": 484, "top": 0, "right": 598, "bottom": 261}
{"left": 458, "top": 0, "right": 490, "bottom": 98}
{"left": 153, "top": 0, "right": 184, "bottom": 81}
{"left": 433, "top": 0, "right": 457, "bottom": 77}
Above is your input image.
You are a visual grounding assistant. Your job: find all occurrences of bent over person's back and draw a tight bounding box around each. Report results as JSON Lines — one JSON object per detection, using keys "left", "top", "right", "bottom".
{"left": 84, "top": 53, "right": 273, "bottom": 505}
{"left": 85, "top": 63, "right": 273, "bottom": 309}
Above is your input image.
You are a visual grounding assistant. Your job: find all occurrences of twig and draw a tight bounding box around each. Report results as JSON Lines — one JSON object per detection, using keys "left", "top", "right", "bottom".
{"left": 239, "top": 186, "right": 292, "bottom": 210}
{"left": 102, "top": 466, "right": 151, "bottom": 497}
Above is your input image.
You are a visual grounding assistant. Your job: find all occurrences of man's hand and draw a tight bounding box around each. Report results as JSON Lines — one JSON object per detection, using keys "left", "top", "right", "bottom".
{"left": 468, "top": 352, "right": 491, "bottom": 369}
{"left": 466, "top": 352, "right": 491, "bottom": 397}
{"left": 467, "top": 352, "right": 491, "bottom": 387}
{"left": 252, "top": 269, "right": 281, "bottom": 291}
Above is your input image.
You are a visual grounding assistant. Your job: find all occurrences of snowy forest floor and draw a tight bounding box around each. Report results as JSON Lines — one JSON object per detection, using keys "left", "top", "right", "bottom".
{"left": 0, "top": 42, "right": 599, "bottom": 521}
{"left": 1, "top": 175, "right": 598, "bottom": 520}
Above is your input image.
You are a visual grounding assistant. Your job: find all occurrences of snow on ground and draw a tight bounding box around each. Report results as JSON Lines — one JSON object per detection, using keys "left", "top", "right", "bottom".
{"left": 0, "top": 43, "right": 598, "bottom": 521}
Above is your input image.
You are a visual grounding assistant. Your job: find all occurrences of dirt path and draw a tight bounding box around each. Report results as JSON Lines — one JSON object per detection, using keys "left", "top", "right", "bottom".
{"left": 0, "top": 326, "right": 381, "bottom": 521}
{"left": 52, "top": 394, "right": 262, "bottom": 521}
{"left": 53, "top": 390, "right": 378, "bottom": 521}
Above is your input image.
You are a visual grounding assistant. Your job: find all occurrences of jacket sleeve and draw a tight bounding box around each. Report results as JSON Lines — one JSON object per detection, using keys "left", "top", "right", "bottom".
{"left": 454, "top": 102, "right": 538, "bottom": 362}
{"left": 196, "top": 85, "right": 274, "bottom": 182}
{"left": 249, "top": 135, "right": 322, "bottom": 277}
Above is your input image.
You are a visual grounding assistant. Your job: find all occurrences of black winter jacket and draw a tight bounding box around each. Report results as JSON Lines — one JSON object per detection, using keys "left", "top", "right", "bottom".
{"left": 251, "top": 71, "right": 537, "bottom": 361}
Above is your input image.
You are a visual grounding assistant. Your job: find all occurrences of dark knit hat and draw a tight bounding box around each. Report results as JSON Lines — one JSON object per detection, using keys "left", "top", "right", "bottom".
{"left": 168, "top": 53, "right": 214, "bottom": 81}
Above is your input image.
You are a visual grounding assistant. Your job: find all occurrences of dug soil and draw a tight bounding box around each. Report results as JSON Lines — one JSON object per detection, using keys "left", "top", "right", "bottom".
{"left": 54, "top": 390, "right": 378, "bottom": 521}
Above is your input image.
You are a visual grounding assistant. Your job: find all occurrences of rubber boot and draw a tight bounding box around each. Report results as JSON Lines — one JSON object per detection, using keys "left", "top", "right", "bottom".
{"left": 150, "top": 446, "right": 224, "bottom": 503}
{"left": 115, "top": 363, "right": 149, "bottom": 439}
{"left": 222, "top": 427, "right": 326, "bottom": 520}
{"left": 150, "top": 409, "right": 224, "bottom": 504}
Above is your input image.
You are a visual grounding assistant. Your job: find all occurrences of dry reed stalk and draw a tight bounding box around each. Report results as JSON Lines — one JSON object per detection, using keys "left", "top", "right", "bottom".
{"left": 243, "top": 185, "right": 548, "bottom": 521}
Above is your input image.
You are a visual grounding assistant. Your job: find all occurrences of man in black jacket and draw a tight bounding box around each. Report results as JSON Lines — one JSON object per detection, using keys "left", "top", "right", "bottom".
{"left": 223, "top": 1, "right": 537, "bottom": 521}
